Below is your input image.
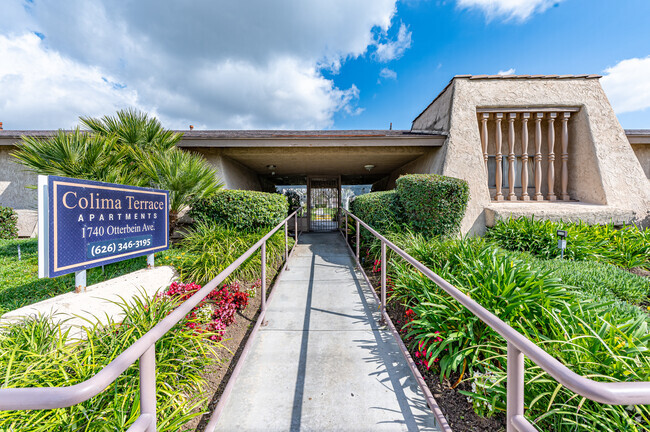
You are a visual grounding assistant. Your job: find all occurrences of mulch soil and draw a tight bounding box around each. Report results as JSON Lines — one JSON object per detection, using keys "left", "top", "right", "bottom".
{"left": 364, "top": 268, "right": 506, "bottom": 432}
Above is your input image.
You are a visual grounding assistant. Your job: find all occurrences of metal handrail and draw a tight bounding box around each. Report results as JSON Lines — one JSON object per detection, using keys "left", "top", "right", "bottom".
{"left": 0, "top": 208, "right": 302, "bottom": 432}
{"left": 341, "top": 208, "right": 650, "bottom": 432}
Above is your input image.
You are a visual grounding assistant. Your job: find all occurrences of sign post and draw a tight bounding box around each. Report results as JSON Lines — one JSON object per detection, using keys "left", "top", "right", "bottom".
{"left": 38, "top": 175, "right": 170, "bottom": 289}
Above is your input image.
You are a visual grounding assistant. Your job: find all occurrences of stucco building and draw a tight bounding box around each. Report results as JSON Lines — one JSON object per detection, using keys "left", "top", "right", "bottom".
{"left": 1, "top": 75, "right": 649, "bottom": 236}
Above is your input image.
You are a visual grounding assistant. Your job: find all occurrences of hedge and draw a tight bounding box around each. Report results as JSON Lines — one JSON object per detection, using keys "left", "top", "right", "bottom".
{"left": 190, "top": 190, "right": 288, "bottom": 230}
{"left": 396, "top": 174, "right": 469, "bottom": 237}
{"left": 350, "top": 190, "right": 403, "bottom": 235}
{"left": 0, "top": 206, "right": 18, "bottom": 239}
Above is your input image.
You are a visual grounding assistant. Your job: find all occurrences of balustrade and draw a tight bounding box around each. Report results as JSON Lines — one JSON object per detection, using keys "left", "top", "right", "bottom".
{"left": 477, "top": 108, "right": 576, "bottom": 202}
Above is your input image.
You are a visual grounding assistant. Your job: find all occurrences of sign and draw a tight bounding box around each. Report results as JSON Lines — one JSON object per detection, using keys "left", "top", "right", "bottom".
{"left": 38, "top": 175, "right": 169, "bottom": 278}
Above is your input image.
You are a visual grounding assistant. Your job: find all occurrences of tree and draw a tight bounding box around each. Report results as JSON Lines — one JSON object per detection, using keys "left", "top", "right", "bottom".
{"left": 12, "top": 109, "right": 223, "bottom": 234}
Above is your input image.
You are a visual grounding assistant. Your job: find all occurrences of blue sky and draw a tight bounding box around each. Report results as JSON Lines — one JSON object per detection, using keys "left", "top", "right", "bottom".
{"left": 1, "top": 0, "right": 649, "bottom": 130}
{"left": 332, "top": 0, "right": 650, "bottom": 129}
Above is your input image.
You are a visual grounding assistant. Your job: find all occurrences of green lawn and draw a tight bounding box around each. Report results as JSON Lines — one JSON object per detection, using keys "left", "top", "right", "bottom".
{"left": 0, "top": 238, "right": 180, "bottom": 315}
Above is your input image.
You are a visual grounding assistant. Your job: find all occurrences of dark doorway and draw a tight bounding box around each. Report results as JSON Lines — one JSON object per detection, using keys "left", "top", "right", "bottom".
{"left": 307, "top": 176, "right": 340, "bottom": 232}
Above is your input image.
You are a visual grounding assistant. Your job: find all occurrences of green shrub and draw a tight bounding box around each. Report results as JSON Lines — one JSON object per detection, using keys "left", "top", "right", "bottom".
{"left": 0, "top": 206, "right": 18, "bottom": 239}
{"left": 190, "top": 190, "right": 288, "bottom": 230}
{"left": 389, "top": 233, "right": 650, "bottom": 430}
{"left": 487, "top": 217, "right": 650, "bottom": 269}
{"left": 0, "top": 293, "right": 220, "bottom": 431}
{"left": 175, "top": 222, "right": 293, "bottom": 284}
{"left": 396, "top": 174, "right": 469, "bottom": 237}
{"left": 350, "top": 190, "right": 403, "bottom": 236}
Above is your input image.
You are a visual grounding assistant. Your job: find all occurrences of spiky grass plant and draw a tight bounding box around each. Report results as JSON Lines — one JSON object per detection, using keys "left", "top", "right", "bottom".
{"left": 487, "top": 217, "right": 650, "bottom": 270}
{"left": 389, "top": 233, "right": 650, "bottom": 430}
{"left": 175, "top": 222, "right": 293, "bottom": 284}
{"left": 0, "top": 293, "right": 221, "bottom": 431}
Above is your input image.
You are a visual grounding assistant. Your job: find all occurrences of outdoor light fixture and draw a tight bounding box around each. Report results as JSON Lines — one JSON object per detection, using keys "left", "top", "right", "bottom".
{"left": 267, "top": 165, "right": 276, "bottom": 176}
{"left": 364, "top": 164, "right": 375, "bottom": 172}
{"left": 557, "top": 229, "right": 567, "bottom": 259}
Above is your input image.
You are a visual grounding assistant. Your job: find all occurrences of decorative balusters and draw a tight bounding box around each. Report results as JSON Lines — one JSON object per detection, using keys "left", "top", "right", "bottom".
{"left": 494, "top": 113, "right": 504, "bottom": 201}
{"left": 534, "top": 113, "right": 544, "bottom": 201}
{"left": 477, "top": 108, "right": 575, "bottom": 202}
{"left": 547, "top": 113, "right": 557, "bottom": 201}
{"left": 560, "top": 112, "right": 571, "bottom": 201}
{"left": 507, "top": 113, "right": 517, "bottom": 201}
{"left": 481, "top": 113, "right": 489, "bottom": 173}
{"left": 520, "top": 113, "right": 530, "bottom": 201}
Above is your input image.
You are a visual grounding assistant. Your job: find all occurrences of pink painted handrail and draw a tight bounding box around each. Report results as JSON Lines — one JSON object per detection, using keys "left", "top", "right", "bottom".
{"left": 0, "top": 208, "right": 301, "bottom": 432}
{"left": 341, "top": 208, "right": 650, "bottom": 432}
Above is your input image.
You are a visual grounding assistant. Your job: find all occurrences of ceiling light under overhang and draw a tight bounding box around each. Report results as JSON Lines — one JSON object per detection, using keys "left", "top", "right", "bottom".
{"left": 364, "top": 164, "right": 375, "bottom": 172}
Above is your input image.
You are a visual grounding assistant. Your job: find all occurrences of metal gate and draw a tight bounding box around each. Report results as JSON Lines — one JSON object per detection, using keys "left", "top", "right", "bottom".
{"left": 308, "top": 176, "right": 340, "bottom": 232}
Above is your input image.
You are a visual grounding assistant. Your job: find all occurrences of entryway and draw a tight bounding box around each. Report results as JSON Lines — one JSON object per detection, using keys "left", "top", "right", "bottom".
{"left": 307, "top": 176, "right": 340, "bottom": 232}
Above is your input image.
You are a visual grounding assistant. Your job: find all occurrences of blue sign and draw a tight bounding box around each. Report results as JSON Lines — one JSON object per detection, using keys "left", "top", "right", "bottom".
{"left": 39, "top": 176, "right": 169, "bottom": 277}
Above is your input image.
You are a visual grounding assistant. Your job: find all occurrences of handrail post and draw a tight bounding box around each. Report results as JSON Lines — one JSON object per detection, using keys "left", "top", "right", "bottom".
{"left": 507, "top": 342, "right": 525, "bottom": 432}
{"left": 139, "top": 344, "right": 157, "bottom": 432}
{"left": 294, "top": 211, "right": 298, "bottom": 241}
{"left": 345, "top": 212, "right": 348, "bottom": 243}
{"left": 284, "top": 221, "right": 288, "bottom": 264}
{"left": 380, "top": 240, "right": 387, "bottom": 324}
{"left": 261, "top": 241, "right": 267, "bottom": 312}
{"left": 355, "top": 220, "right": 360, "bottom": 261}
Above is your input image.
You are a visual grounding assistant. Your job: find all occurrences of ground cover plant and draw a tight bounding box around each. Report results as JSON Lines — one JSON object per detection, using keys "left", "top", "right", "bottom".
{"left": 0, "top": 293, "right": 222, "bottom": 431}
{"left": 487, "top": 217, "right": 650, "bottom": 270}
{"left": 384, "top": 233, "right": 650, "bottom": 431}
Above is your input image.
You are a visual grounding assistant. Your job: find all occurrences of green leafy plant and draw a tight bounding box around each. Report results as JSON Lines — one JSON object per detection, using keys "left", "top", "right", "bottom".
{"left": 0, "top": 206, "right": 18, "bottom": 239}
{"left": 12, "top": 109, "right": 223, "bottom": 234}
{"left": 350, "top": 190, "right": 404, "bottom": 241}
{"left": 190, "top": 190, "right": 288, "bottom": 231}
{"left": 487, "top": 217, "right": 650, "bottom": 269}
{"left": 396, "top": 174, "right": 470, "bottom": 237}
{"left": 387, "top": 232, "right": 650, "bottom": 430}
{"left": 174, "top": 222, "right": 292, "bottom": 284}
{"left": 11, "top": 129, "right": 141, "bottom": 186}
{"left": 0, "top": 293, "right": 221, "bottom": 431}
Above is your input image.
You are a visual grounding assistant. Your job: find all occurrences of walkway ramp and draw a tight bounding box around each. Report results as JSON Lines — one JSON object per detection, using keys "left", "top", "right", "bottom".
{"left": 213, "top": 233, "right": 440, "bottom": 431}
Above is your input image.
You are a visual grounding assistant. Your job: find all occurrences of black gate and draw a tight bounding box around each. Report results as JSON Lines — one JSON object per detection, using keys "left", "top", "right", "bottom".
{"left": 308, "top": 177, "right": 340, "bottom": 232}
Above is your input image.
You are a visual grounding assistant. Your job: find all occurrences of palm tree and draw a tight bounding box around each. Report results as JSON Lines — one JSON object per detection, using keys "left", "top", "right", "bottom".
{"left": 130, "top": 146, "right": 223, "bottom": 232}
{"left": 80, "top": 108, "right": 180, "bottom": 152}
{"left": 13, "top": 109, "right": 223, "bottom": 234}
{"left": 11, "top": 128, "right": 143, "bottom": 186}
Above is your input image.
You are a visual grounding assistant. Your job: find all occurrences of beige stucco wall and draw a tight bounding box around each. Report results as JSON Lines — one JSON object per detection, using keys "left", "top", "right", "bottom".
{"left": 383, "top": 147, "right": 444, "bottom": 189}
{"left": 412, "top": 77, "right": 650, "bottom": 234}
{"left": 191, "top": 148, "right": 262, "bottom": 191}
{"left": 0, "top": 144, "right": 37, "bottom": 210}
{"left": 631, "top": 144, "right": 650, "bottom": 179}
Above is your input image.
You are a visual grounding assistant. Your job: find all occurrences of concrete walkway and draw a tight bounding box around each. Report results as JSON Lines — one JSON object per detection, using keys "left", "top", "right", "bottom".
{"left": 214, "top": 233, "right": 441, "bottom": 432}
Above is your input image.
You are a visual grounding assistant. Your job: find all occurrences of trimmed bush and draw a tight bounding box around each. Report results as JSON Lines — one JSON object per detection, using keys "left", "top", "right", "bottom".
{"left": 396, "top": 174, "right": 469, "bottom": 237}
{"left": 0, "top": 206, "right": 18, "bottom": 239}
{"left": 190, "top": 189, "right": 288, "bottom": 230}
{"left": 350, "top": 190, "right": 404, "bottom": 234}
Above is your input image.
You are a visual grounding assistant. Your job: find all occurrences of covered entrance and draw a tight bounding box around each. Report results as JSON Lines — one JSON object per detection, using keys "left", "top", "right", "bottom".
{"left": 307, "top": 176, "right": 340, "bottom": 232}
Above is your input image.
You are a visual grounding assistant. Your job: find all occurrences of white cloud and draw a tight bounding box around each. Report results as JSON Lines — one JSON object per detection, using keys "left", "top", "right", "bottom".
{"left": 379, "top": 68, "right": 398, "bottom": 80}
{"left": 374, "top": 23, "right": 412, "bottom": 62}
{"left": 0, "top": 34, "right": 141, "bottom": 130}
{"left": 498, "top": 68, "right": 516, "bottom": 75}
{"left": 601, "top": 56, "right": 650, "bottom": 114}
{"left": 456, "top": 0, "right": 562, "bottom": 21}
{"left": 0, "top": 0, "right": 402, "bottom": 130}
